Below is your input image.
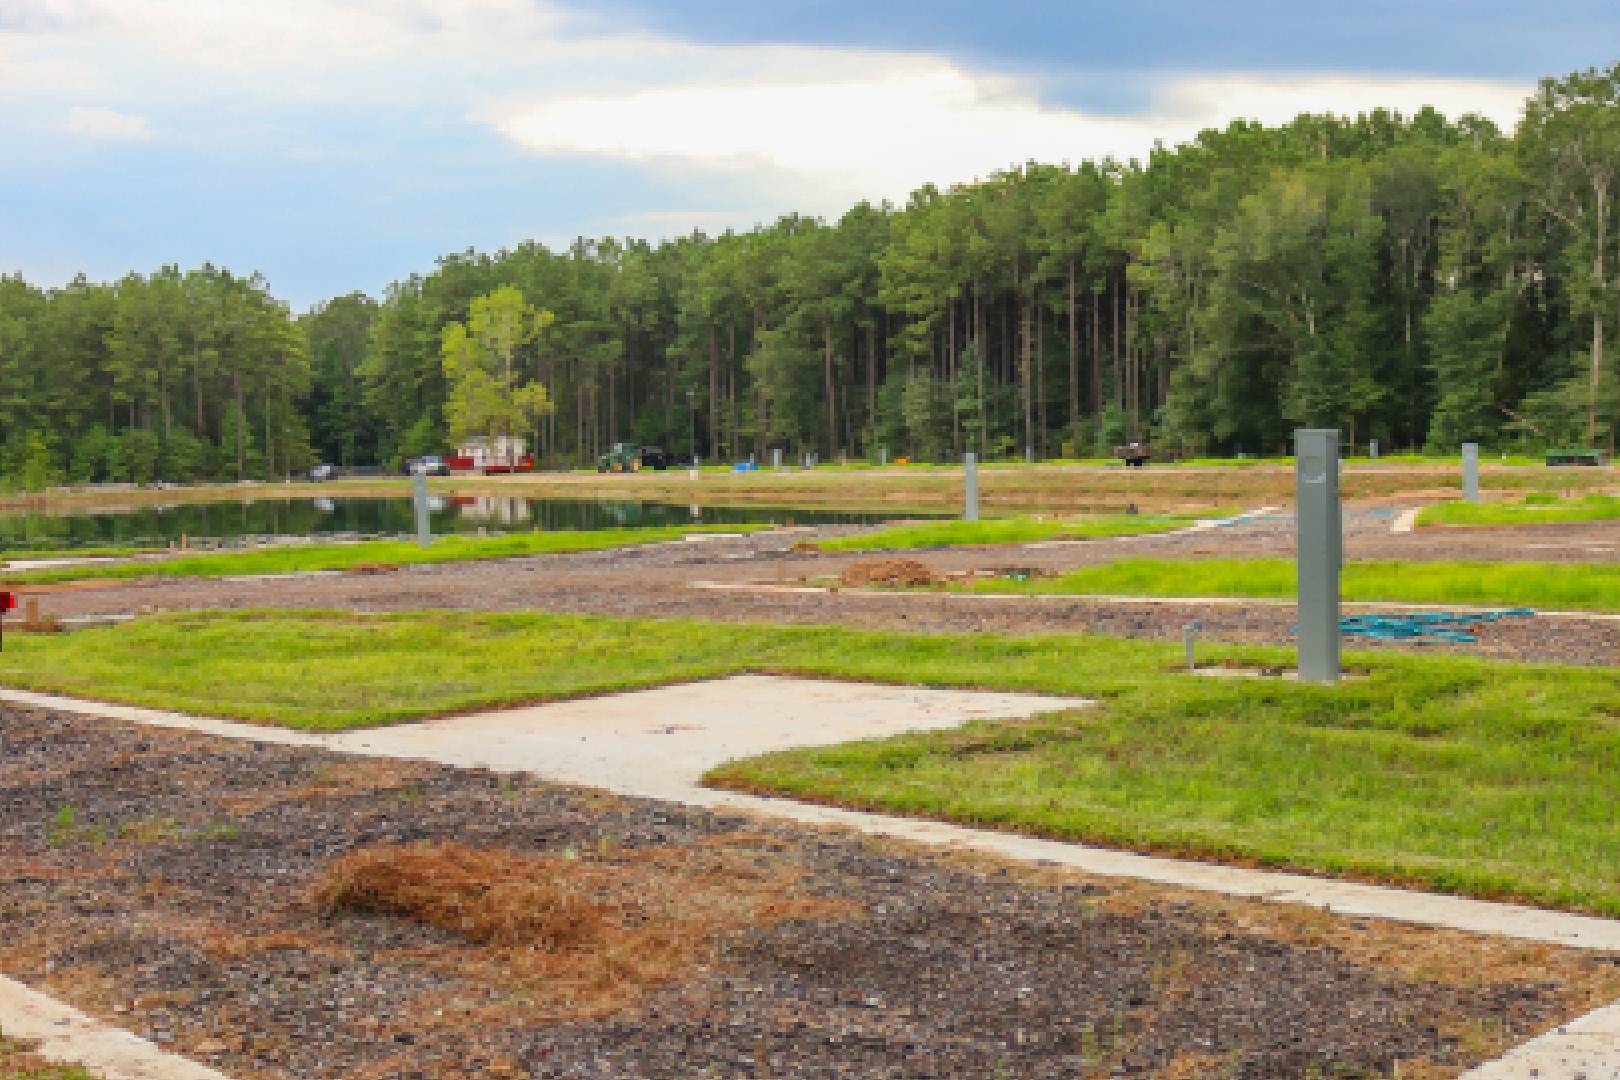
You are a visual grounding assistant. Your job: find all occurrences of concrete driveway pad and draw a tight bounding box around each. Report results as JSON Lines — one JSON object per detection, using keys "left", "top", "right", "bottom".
{"left": 331, "top": 674, "right": 1091, "bottom": 801}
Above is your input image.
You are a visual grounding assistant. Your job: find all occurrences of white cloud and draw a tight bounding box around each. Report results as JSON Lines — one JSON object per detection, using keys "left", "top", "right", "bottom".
{"left": 1, "top": 0, "right": 1534, "bottom": 223}
{"left": 489, "top": 68, "right": 1531, "bottom": 211}
{"left": 64, "top": 105, "right": 153, "bottom": 141}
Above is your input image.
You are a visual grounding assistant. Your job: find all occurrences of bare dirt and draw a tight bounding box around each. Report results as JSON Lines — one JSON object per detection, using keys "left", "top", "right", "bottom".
{"left": 5, "top": 706, "right": 1619, "bottom": 1079}
{"left": 13, "top": 506, "right": 1620, "bottom": 666}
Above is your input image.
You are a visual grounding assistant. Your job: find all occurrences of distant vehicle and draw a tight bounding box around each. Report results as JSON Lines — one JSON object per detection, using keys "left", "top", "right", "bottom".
{"left": 408, "top": 456, "right": 450, "bottom": 476}
{"left": 1545, "top": 448, "right": 1608, "bottom": 466}
{"left": 309, "top": 463, "right": 335, "bottom": 482}
{"left": 596, "top": 443, "right": 670, "bottom": 472}
{"left": 1111, "top": 442, "right": 1180, "bottom": 467}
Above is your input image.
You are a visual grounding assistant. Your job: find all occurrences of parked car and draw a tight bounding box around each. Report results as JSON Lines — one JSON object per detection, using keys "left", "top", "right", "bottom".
{"left": 309, "top": 463, "right": 335, "bottom": 482}
{"left": 408, "top": 455, "right": 451, "bottom": 476}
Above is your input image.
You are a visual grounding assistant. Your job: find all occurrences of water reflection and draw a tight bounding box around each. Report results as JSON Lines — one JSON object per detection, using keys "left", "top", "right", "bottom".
{"left": 0, "top": 495, "right": 932, "bottom": 550}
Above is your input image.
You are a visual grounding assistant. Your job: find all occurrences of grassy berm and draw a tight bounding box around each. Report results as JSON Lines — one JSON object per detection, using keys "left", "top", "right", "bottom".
{"left": 3, "top": 609, "right": 1620, "bottom": 916}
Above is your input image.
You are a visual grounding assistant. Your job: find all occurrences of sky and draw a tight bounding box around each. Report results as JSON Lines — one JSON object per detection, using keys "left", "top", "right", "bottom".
{"left": 2, "top": 1, "right": 1617, "bottom": 310}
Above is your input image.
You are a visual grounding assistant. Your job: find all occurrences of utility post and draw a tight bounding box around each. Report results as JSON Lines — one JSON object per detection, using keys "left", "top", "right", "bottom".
{"left": 963, "top": 451, "right": 979, "bottom": 522}
{"left": 1295, "top": 429, "right": 1341, "bottom": 684}
{"left": 686, "top": 388, "right": 696, "bottom": 465}
{"left": 412, "top": 471, "right": 432, "bottom": 548}
{"left": 1462, "top": 442, "right": 1480, "bottom": 503}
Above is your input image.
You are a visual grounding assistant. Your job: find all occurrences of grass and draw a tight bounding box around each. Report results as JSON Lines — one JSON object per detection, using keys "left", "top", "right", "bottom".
{"left": 0, "top": 1033, "right": 98, "bottom": 1080}
{"left": 810, "top": 512, "right": 1215, "bottom": 552}
{"left": 0, "top": 525, "right": 770, "bottom": 585}
{"left": 950, "top": 556, "right": 1620, "bottom": 611}
{"left": 5, "top": 609, "right": 1620, "bottom": 915}
{"left": 0, "top": 544, "right": 165, "bottom": 562}
{"left": 1418, "top": 492, "right": 1620, "bottom": 527}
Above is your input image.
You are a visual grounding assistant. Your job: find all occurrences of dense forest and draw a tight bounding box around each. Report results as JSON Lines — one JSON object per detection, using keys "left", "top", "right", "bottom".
{"left": 3, "top": 65, "right": 1618, "bottom": 487}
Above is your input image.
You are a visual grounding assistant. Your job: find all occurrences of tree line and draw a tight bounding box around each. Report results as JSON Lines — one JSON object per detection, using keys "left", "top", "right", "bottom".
{"left": 2, "top": 65, "right": 1617, "bottom": 488}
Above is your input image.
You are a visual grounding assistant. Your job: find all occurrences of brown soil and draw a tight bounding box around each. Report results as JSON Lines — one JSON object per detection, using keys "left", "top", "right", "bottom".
{"left": 6, "top": 707, "right": 1618, "bottom": 1078}
{"left": 837, "top": 558, "right": 943, "bottom": 587}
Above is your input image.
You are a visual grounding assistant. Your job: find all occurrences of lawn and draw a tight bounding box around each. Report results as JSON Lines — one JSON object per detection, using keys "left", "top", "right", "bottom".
{"left": 951, "top": 556, "right": 1620, "bottom": 611}
{"left": 1418, "top": 492, "right": 1620, "bottom": 527}
{"left": 810, "top": 512, "right": 1214, "bottom": 552}
{"left": 4, "top": 609, "right": 1620, "bottom": 915}
{"left": 0, "top": 525, "right": 770, "bottom": 586}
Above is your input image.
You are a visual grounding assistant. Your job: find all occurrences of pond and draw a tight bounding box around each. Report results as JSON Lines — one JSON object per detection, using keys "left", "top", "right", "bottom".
{"left": 0, "top": 495, "right": 931, "bottom": 551}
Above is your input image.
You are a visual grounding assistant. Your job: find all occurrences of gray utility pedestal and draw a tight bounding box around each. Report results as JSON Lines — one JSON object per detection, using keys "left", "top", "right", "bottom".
{"left": 964, "top": 452, "right": 979, "bottom": 522}
{"left": 1295, "top": 429, "right": 1341, "bottom": 684}
{"left": 1462, "top": 442, "right": 1480, "bottom": 503}
{"left": 412, "top": 472, "right": 432, "bottom": 547}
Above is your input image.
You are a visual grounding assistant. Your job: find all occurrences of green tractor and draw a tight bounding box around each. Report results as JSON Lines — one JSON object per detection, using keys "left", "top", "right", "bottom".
{"left": 597, "top": 442, "right": 673, "bottom": 472}
{"left": 597, "top": 442, "right": 641, "bottom": 473}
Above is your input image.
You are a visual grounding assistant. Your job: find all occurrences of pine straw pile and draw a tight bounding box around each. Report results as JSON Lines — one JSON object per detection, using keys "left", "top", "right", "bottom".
{"left": 838, "top": 558, "right": 943, "bottom": 588}
{"left": 311, "top": 836, "right": 853, "bottom": 1020}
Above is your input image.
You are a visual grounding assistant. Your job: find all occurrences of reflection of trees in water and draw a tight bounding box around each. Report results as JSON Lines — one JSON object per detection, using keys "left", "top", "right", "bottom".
{"left": 0, "top": 498, "right": 925, "bottom": 548}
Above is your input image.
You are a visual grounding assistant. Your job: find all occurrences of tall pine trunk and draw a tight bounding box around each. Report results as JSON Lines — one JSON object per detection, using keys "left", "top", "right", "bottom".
{"left": 1067, "top": 260, "right": 1079, "bottom": 455}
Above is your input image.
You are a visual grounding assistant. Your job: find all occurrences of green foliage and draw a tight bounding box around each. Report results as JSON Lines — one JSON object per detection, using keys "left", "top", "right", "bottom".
{"left": 440, "top": 285, "right": 556, "bottom": 445}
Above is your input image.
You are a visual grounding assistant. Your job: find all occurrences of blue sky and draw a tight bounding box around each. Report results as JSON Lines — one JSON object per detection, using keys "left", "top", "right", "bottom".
{"left": 2, "top": 1, "right": 1616, "bottom": 310}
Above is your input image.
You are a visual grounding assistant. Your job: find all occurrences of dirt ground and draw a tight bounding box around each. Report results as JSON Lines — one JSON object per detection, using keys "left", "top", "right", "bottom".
{"left": 16, "top": 505, "right": 1620, "bottom": 666}
{"left": 5, "top": 706, "right": 1619, "bottom": 1079}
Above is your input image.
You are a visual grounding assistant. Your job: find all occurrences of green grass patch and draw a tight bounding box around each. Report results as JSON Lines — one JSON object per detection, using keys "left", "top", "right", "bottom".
{"left": 811, "top": 513, "right": 1214, "bottom": 552}
{"left": 0, "top": 525, "right": 770, "bottom": 585}
{"left": 1, "top": 543, "right": 165, "bottom": 562}
{"left": 955, "top": 556, "right": 1620, "bottom": 611}
{"left": 5, "top": 609, "right": 1620, "bottom": 914}
{"left": 1418, "top": 492, "right": 1620, "bottom": 527}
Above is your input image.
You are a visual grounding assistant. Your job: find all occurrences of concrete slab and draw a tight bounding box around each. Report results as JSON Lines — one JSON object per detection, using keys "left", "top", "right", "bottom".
{"left": 297, "top": 676, "right": 1087, "bottom": 802}
{"left": 0, "top": 975, "right": 230, "bottom": 1080}
{"left": 1391, "top": 506, "right": 1422, "bottom": 533}
{"left": 1461, "top": 998, "right": 1620, "bottom": 1078}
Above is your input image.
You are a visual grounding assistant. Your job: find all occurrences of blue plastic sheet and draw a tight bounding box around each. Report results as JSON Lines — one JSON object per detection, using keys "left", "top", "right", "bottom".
{"left": 1333, "top": 608, "right": 1535, "bottom": 644}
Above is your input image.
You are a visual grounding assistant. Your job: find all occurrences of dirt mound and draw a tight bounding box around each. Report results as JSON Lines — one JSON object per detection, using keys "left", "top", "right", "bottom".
{"left": 838, "top": 558, "right": 943, "bottom": 587}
